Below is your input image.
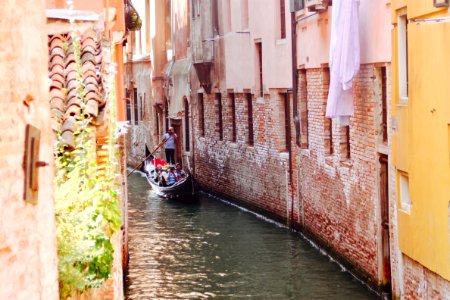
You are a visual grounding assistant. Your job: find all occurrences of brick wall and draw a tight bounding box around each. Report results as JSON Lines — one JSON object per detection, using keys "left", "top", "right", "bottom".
{"left": 0, "top": 1, "right": 59, "bottom": 299}
{"left": 295, "top": 65, "right": 389, "bottom": 285}
{"left": 193, "top": 91, "right": 293, "bottom": 221}
{"left": 402, "top": 255, "right": 450, "bottom": 299}
{"left": 191, "top": 62, "right": 398, "bottom": 290}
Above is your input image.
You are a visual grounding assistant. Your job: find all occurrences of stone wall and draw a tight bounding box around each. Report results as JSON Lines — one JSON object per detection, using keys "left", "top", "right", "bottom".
{"left": 0, "top": 1, "right": 59, "bottom": 299}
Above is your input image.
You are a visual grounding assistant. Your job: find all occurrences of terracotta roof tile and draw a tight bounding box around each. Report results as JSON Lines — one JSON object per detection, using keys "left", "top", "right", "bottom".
{"left": 81, "top": 52, "right": 96, "bottom": 65}
{"left": 50, "top": 72, "right": 65, "bottom": 84}
{"left": 65, "top": 104, "right": 81, "bottom": 117}
{"left": 50, "top": 88, "right": 65, "bottom": 101}
{"left": 66, "top": 69, "right": 79, "bottom": 82}
{"left": 83, "top": 76, "right": 98, "bottom": 87}
{"left": 50, "top": 63, "right": 64, "bottom": 74}
{"left": 60, "top": 131, "right": 75, "bottom": 151}
{"left": 85, "top": 91, "right": 101, "bottom": 103}
{"left": 66, "top": 96, "right": 81, "bottom": 108}
{"left": 61, "top": 115, "right": 77, "bottom": 133}
{"left": 85, "top": 99, "right": 99, "bottom": 117}
{"left": 50, "top": 98, "right": 64, "bottom": 112}
{"left": 48, "top": 29, "right": 107, "bottom": 152}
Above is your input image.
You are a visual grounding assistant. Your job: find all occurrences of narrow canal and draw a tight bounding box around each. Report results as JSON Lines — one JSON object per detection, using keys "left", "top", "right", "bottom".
{"left": 125, "top": 173, "right": 379, "bottom": 299}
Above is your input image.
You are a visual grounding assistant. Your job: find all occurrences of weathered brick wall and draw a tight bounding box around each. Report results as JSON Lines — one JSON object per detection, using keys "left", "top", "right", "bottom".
{"left": 402, "top": 255, "right": 450, "bottom": 299}
{"left": 0, "top": 1, "right": 59, "bottom": 299}
{"left": 295, "top": 65, "right": 385, "bottom": 285}
{"left": 193, "top": 91, "right": 292, "bottom": 221}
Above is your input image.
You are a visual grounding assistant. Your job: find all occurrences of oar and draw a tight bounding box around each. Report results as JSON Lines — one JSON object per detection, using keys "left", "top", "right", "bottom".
{"left": 127, "top": 139, "right": 167, "bottom": 177}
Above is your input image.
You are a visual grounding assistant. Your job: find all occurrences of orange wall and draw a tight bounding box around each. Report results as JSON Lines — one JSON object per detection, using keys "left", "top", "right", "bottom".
{"left": 0, "top": 1, "right": 59, "bottom": 298}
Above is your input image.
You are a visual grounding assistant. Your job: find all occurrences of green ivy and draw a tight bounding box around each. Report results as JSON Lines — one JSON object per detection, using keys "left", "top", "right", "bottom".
{"left": 54, "top": 36, "right": 122, "bottom": 299}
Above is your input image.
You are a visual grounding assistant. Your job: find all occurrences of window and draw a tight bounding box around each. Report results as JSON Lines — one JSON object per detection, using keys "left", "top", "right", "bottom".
{"left": 241, "top": 0, "right": 249, "bottom": 29}
{"left": 164, "top": 97, "right": 169, "bottom": 131}
{"left": 299, "top": 69, "right": 308, "bottom": 149}
{"left": 216, "top": 93, "right": 223, "bottom": 140}
{"left": 325, "top": 118, "right": 333, "bottom": 155}
{"left": 230, "top": 93, "right": 237, "bottom": 142}
{"left": 256, "top": 42, "right": 263, "bottom": 97}
{"left": 246, "top": 93, "right": 254, "bottom": 146}
{"left": 280, "top": 0, "right": 286, "bottom": 39}
{"left": 184, "top": 98, "right": 190, "bottom": 151}
{"left": 165, "top": 0, "right": 172, "bottom": 59}
{"left": 340, "top": 125, "right": 350, "bottom": 160}
{"left": 145, "top": 0, "right": 150, "bottom": 53}
{"left": 126, "top": 90, "right": 131, "bottom": 122}
{"left": 191, "top": 0, "right": 200, "bottom": 19}
{"left": 282, "top": 93, "right": 291, "bottom": 151}
{"left": 198, "top": 93, "right": 205, "bottom": 137}
{"left": 133, "top": 88, "right": 138, "bottom": 125}
{"left": 381, "top": 67, "right": 388, "bottom": 142}
{"left": 212, "top": 0, "right": 219, "bottom": 35}
{"left": 291, "top": 0, "right": 305, "bottom": 11}
{"left": 140, "top": 94, "right": 144, "bottom": 120}
{"left": 399, "top": 172, "right": 412, "bottom": 213}
{"left": 398, "top": 15, "right": 408, "bottom": 102}
{"left": 155, "top": 109, "right": 160, "bottom": 142}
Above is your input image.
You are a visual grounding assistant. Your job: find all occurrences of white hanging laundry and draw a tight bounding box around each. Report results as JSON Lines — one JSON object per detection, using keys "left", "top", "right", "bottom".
{"left": 326, "top": 0, "right": 360, "bottom": 126}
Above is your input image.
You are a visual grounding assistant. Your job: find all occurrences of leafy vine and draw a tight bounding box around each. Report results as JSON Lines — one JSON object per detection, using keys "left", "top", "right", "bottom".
{"left": 54, "top": 35, "right": 122, "bottom": 298}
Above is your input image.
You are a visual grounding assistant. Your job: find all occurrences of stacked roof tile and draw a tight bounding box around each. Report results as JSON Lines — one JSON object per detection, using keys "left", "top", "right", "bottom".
{"left": 48, "top": 29, "right": 105, "bottom": 150}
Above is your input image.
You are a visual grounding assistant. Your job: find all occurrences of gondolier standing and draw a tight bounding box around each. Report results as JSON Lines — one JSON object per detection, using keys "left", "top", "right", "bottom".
{"left": 163, "top": 126, "right": 177, "bottom": 165}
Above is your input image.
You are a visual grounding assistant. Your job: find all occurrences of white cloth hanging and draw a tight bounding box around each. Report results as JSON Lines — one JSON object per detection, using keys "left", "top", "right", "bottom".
{"left": 326, "top": 0, "right": 360, "bottom": 126}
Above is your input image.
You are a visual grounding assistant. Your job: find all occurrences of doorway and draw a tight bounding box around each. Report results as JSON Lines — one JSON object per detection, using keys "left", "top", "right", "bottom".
{"left": 379, "top": 154, "right": 391, "bottom": 289}
{"left": 170, "top": 119, "right": 183, "bottom": 164}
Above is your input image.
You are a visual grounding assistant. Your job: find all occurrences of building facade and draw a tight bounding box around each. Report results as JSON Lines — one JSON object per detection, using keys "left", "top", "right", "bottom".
{"left": 390, "top": 0, "right": 450, "bottom": 298}
{"left": 126, "top": 0, "right": 450, "bottom": 297}
{"left": 292, "top": 0, "right": 393, "bottom": 291}
{"left": 0, "top": 0, "right": 128, "bottom": 298}
{"left": 0, "top": 1, "right": 60, "bottom": 298}
{"left": 125, "top": 0, "right": 191, "bottom": 168}
{"left": 190, "top": 0, "right": 296, "bottom": 221}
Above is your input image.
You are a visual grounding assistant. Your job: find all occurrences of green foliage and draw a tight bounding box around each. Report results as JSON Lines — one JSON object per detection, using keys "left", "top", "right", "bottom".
{"left": 54, "top": 36, "right": 122, "bottom": 299}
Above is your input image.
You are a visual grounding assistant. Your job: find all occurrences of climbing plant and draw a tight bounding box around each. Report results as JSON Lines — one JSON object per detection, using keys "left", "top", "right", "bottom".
{"left": 54, "top": 36, "right": 122, "bottom": 298}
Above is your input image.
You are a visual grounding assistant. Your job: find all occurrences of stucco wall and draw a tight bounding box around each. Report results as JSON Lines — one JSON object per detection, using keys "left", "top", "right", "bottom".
{"left": 0, "top": 1, "right": 59, "bottom": 299}
{"left": 391, "top": 0, "right": 450, "bottom": 285}
{"left": 296, "top": 0, "right": 392, "bottom": 69}
{"left": 223, "top": 0, "right": 293, "bottom": 91}
{"left": 125, "top": 60, "right": 156, "bottom": 166}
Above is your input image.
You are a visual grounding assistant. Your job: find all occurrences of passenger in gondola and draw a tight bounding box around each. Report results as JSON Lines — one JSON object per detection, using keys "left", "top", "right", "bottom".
{"left": 155, "top": 165, "right": 167, "bottom": 187}
{"left": 174, "top": 163, "right": 186, "bottom": 181}
{"left": 167, "top": 165, "right": 177, "bottom": 186}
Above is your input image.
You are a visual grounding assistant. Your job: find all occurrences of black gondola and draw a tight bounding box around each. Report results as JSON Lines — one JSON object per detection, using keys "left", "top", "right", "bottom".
{"left": 144, "top": 160, "right": 195, "bottom": 200}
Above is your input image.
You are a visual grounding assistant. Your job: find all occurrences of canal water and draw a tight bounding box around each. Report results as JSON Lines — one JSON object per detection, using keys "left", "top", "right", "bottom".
{"left": 125, "top": 173, "right": 379, "bottom": 299}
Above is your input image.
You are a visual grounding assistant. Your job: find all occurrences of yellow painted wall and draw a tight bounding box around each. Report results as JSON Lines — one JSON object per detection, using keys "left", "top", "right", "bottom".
{"left": 391, "top": 1, "right": 450, "bottom": 280}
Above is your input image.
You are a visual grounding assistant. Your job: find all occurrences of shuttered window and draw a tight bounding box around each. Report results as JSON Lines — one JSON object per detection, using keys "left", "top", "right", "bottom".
{"left": 280, "top": 0, "right": 286, "bottom": 39}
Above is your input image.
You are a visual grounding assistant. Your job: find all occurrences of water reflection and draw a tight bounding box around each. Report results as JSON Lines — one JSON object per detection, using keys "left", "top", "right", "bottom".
{"left": 125, "top": 173, "right": 379, "bottom": 299}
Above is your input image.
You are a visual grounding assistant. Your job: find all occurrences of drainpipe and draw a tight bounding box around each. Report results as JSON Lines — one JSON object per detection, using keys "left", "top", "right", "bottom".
{"left": 291, "top": 11, "right": 300, "bottom": 148}
{"left": 288, "top": 9, "right": 299, "bottom": 228}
